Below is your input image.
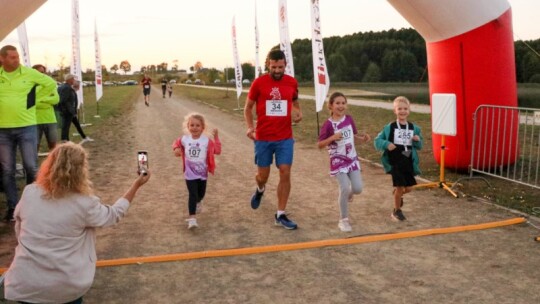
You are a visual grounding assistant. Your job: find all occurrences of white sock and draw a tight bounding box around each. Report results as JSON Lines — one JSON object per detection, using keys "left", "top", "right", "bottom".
{"left": 257, "top": 186, "right": 265, "bottom": 192}
{"left": 276, "top": 210, "right": 285, "bottom": 217}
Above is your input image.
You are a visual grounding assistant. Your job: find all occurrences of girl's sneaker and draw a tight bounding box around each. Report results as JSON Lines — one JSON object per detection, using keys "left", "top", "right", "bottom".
{"left": 338, "top": 218, "right": 352, "bottom": 232}
{"left": 186, "top": 218, "right": 198, "bottom": 229}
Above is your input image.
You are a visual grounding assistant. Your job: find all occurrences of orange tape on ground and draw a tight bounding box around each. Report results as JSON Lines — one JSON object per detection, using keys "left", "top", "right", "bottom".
{"left": 0, "top": 217, "right": 526, "bottom": 274}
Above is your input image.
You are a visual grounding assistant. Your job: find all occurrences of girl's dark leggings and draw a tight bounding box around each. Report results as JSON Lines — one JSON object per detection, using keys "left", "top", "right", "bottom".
{"left": 185, "top": 179, "right": 207, "bottom": 215}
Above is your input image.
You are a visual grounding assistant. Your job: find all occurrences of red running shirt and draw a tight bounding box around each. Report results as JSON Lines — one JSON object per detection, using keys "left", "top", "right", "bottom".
{"left": 247, "top": 74, "right": 298, "bottom": 141}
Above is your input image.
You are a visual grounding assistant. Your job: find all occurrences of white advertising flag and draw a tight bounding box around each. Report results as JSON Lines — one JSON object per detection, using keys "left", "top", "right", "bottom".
{"left": 254, "top": 1, "right": 261, "bottom": 78}
{"left": 94, "top": 20, "right": 103, "bottom": 102}
{"left": 17, "top": 22, "right": 31, "bottom": 67}
{"left": 311, "top": 0, "right": 330, "bottom": 112}
{"left": 232, "top": 16, "right": 243, "bottom": 100}
{"left": 278, "top": 0, "right": 294, "bottom": 77}
{"left": 71, "top": 0, "right": 83, "bottom": 107}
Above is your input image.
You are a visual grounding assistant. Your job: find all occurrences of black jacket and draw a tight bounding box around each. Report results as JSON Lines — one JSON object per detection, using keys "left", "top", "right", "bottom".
{"left": 57, "top": 83, "right": 78, "bottom": 116}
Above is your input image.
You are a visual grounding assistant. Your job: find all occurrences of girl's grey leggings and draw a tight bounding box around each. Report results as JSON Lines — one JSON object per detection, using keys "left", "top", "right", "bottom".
{"left": 336, "top": 169, "right": 363, "bottom": 219}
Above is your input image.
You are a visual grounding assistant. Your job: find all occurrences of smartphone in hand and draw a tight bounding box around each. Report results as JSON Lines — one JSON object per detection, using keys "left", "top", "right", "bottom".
{"left": 137, "top": 151, "right": 148, "bottom": 175}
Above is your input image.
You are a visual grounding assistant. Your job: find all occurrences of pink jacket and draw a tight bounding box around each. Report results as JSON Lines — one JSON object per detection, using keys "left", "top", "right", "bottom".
{"left": 172, "top": 135, "right": 222, "bottom": 174}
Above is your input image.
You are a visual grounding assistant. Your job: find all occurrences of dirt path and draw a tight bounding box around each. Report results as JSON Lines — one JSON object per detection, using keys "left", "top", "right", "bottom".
{"left": 2, "top": 87, "right": 539, "bottom": 303}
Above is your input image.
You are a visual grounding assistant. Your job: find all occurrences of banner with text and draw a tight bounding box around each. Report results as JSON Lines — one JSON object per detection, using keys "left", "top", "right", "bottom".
{"left": 311, "top": 0, "right": 330, "bottom": 112}
{"left": 71, "top": 0, "right": 83, "bottom": 106}
{"left": 94, "top": 20, "right": 103, "bottom": 102}
{"left": 17, "top": 22, "right": 31, "bottom": 67}
{"left": 232, "top": 16, "right": 243, "bottom": 100}
{"left": 254, "top": 1, "right": 261, "bottom": 78}
{"left": 278, "top": 0, "right": 294, "bottom": 77}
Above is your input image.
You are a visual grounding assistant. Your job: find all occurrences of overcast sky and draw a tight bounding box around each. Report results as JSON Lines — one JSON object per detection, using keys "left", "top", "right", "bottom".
{"left": 1, "top": 0, "right": 539, "bottom": 73}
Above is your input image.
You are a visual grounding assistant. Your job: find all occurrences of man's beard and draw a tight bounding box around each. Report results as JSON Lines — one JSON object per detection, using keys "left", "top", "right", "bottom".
{"left": 270, "top": 71, "right": 283, "bottom": 81}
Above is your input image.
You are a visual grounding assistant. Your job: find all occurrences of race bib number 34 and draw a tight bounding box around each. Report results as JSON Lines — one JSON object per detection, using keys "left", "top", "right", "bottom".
{"left": 266, "top": 100, "right": 287, "bottom": 117}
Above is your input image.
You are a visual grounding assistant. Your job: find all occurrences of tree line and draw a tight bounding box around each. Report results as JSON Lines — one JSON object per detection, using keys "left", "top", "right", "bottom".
{"left": 283, "top": 28, "right": 539, "bottom": 83}
{"left": 61, "top": 28, "right": 540, "bottom": 84}
{"left": 220, "top": 28, "right": 539, "bottom": 84}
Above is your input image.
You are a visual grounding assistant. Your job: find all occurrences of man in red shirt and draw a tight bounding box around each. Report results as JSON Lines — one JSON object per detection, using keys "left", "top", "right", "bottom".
{"left": 244, "top": 49, "right": 302, "bottom": 230}
{"left": 141, "top": 74, "right": 152, "bottom": 106}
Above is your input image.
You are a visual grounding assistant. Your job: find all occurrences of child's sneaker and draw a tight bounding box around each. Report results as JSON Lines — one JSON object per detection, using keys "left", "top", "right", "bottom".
{"left": 338, "top": 218, "right": 352, "bottom": 232}
{"left": 186, "top": 218, "right": 198, "bottom": 229}
{"left": 391, "top": 209, "right": 406, "bottom": 221}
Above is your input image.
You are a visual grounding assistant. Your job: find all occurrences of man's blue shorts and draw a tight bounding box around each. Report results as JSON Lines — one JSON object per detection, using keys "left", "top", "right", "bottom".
{"left": 254, "top": 138, "right": 294, "bottom": 167}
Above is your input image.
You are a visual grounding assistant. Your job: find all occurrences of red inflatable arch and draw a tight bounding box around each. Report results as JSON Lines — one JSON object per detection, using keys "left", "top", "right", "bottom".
{"left": 388, "top": 0, "right": 518, "bottom": 170}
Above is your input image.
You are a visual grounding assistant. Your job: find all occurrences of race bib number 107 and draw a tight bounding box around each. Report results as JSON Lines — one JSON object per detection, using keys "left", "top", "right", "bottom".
{"left": 266, "top": 100, "right": 287, "bottom": 117}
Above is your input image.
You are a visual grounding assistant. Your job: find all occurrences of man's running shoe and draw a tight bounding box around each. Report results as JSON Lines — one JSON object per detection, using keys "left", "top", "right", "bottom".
{"left": 274, "top": 214, "right": 298, "bottom": 230}
{"left": 391, "top": 208, "right": 406, "bottom": 221}
{"left": 250, "top": 188, "right": 264, "bottom": 209}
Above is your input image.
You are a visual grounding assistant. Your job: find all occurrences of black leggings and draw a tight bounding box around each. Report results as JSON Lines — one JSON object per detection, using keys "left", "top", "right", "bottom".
{"left": 185, "top": 179, "right": 207, "bottom": 215}
{"left": 61, "top": 114, "right": 87, "bottom": 141}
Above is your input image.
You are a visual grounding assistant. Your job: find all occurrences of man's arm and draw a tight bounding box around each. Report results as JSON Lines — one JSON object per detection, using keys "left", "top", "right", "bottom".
{"left": 292, "top": 100, "right": 302, "bottom": 123}
{"left": 244, "top": 97, "right": 256, "bottom": 140}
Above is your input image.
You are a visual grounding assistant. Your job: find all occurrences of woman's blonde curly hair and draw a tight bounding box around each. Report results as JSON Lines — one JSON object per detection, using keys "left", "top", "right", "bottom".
{"left": 36, "top": 142, "right": 93, "bottom": 199}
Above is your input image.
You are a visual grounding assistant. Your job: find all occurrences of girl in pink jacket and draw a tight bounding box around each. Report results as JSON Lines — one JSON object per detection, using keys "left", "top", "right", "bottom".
{"left": 172, "top": 113, "right": 221, "bottom": 229}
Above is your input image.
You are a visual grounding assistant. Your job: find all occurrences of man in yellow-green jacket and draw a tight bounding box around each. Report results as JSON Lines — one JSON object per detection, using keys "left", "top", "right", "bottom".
{"left": 32, "top": 64, "right": 60, "bottom": 154}
{"left": 0, "top": 45, "right": 57, "bottom": 222}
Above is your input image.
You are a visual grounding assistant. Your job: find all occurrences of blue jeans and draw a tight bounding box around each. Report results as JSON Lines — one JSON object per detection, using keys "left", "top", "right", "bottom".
{"left": 0, "top": 126, "right": 38, "bottom": 209}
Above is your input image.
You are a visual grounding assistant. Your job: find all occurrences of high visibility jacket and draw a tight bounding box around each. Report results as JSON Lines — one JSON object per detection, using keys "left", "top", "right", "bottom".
{"left": 36, "top": 83, "right": 60, "bottom": 124}
{"left": 0, "top": 65, "right": 57, "bottom": 128}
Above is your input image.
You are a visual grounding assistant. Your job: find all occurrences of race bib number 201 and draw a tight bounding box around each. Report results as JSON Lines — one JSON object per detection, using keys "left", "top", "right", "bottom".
{"left": 266, "top": 100, "right": 287, "bottom": 117}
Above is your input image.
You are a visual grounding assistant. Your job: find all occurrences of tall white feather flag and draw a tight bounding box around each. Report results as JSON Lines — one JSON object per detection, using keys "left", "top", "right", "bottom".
{"left": 254, "top": 0, "right": 261, "bottom": 78}
{"left": 232, "top": 16, "right": 243, "bottom": 100}
{"left": 278, "top": 0, "right": 294, "bottom": 77}
{"left": 311, "top": 0, "right": 330, "bottom": 112}
{"left": 94, "top": 20, "right": 103, "bottom": 102}
{"left": 71, "top": 0, "right": 83, "bottom": 106}
{"left": 17, "top": 22, "right": 31, "bottom": 67}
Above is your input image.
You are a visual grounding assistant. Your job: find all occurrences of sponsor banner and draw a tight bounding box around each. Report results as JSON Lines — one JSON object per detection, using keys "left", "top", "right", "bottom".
{"left": 311, "top": 0, "right": 330, "bottom": 112}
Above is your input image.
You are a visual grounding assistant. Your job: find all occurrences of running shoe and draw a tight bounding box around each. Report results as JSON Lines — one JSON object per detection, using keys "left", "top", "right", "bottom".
{"left": 391, "top": 209, "right": 406, "bottom": 221}
{"left": 186, "top": 218, "right": 198, "bottom": 229}
{"left": 250, "top": 188, "right": 264, "bottom": 209}
{"left": 338, "top": 218, "right": 352, "bottom": 232}
{"left": 274, "top": 214, "right": 298, "bottom": 230}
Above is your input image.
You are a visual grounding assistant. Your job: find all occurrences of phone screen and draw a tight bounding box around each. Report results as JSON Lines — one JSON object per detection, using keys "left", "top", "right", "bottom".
{"left": 137, "top": 151, "right": 148, "bottom": 175}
